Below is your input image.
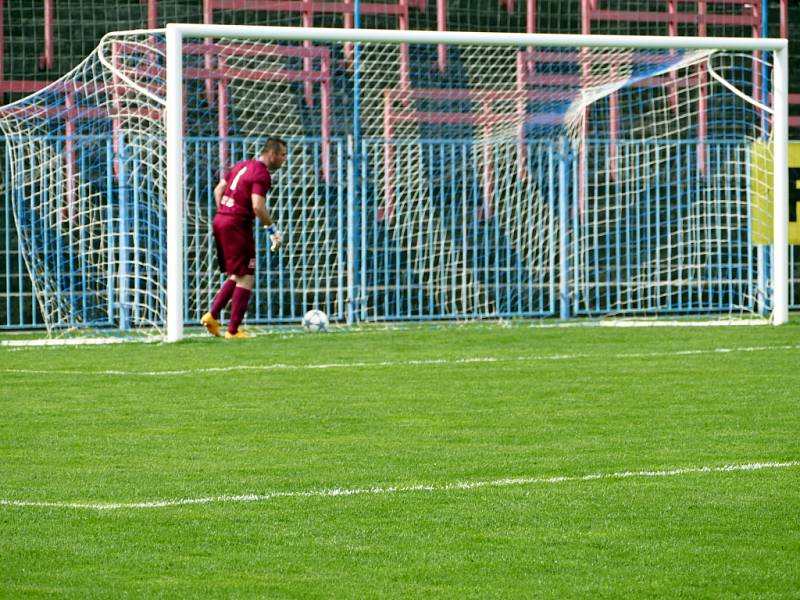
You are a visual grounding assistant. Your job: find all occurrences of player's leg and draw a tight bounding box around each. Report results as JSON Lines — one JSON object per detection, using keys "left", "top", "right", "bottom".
{"left": 226, "top": 273, "right": 254, "bottom": 338}
{"left": 202, "top": 273, "right": 235, "bottom": 337}
{"left": 224, "top": 223, "right": 257, "bottom": 339}
{"left": 201, "top": 218, "right": 233, "bottom": 337}
{"left": 208, "top": 274, "right": 237, "bottom": 319}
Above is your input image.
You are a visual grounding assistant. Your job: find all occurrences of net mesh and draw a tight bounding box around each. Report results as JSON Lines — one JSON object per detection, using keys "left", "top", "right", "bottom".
{"left": 0, "top": 30, "right": 776, "bottom": 335}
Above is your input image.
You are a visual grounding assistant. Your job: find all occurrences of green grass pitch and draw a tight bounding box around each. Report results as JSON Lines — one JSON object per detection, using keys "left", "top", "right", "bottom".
{"left": 1, "top": 320, "right": 799, "bottom": 598}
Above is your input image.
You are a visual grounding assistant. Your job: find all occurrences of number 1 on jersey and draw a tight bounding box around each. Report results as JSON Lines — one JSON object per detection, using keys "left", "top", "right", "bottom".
{"left": 230, "top": 166, "right": 248, "bottom": 191}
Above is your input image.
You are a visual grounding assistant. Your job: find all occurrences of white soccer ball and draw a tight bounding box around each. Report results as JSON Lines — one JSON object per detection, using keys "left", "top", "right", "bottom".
{"left": 302, "top": 309, "right": 329, "bottom": 333}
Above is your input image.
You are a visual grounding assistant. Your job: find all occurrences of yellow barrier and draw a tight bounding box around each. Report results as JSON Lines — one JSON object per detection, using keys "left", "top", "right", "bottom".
{"left": 751, "top": 140, "right": 800, "bottom": 245}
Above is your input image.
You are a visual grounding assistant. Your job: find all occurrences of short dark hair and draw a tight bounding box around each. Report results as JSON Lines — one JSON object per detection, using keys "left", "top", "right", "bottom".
{"left": 261, "top": 137, "right": 287, "bottom": 156}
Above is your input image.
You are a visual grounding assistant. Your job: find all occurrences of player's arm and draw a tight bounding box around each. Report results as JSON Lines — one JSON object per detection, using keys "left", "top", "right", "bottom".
{"left": 252, "top": 194, "right": 283, "bottom": 250}
{"left": 252, "top": 194, "right": 272, "bottom": 227}
{"left": 213, "top": 179, "right": 227, "bottom": 209}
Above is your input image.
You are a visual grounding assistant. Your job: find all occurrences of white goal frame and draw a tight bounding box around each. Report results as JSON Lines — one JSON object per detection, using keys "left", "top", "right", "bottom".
{"left": 164, "top": 24, "right": 789, "bottom": 342}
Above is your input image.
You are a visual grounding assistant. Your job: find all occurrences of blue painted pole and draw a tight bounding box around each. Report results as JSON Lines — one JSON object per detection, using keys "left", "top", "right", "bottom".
{"left": 558, "top": 137, "right": 570, "bottom": 320}
{"left": 761, "top": 0, "right": 769, "bottom": 133}
{"left": 118, "top": 134, "right": 130, "bottom": 330}
{"left": 4, "top": 145, "right": 12, "bottom": 326}
{"left": 336, "top": 140, "right": 345, "bottom": 320}
{"left": 351, "top": 0, "right": 362, "bottom": 323}
{"left": 346, "top": 137, "right": 354, "bottom": 325}
{"left": 106, "top": 138, "right": 115, "bottom": 325}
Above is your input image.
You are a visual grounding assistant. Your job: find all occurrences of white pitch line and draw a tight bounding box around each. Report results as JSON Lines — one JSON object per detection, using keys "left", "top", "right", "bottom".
{"left": 1, "top": 461, "right": 797, "bottom": 512}
{"left": 2, "top": 344, "right": 799, "bottom": 377}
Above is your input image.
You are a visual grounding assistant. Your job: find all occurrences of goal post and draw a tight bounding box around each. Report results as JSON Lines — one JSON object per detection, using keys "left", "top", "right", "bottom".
{"left": 772, "top": 43, "right": 790, "bottom": 326}
{"left": 165, "top": 25, "right": 184, "bottom": 343}
{"left": 164, "top": 25, "right": 788, "bottom": 341}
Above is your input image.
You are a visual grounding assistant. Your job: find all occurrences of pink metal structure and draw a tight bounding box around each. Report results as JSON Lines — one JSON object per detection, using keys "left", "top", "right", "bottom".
{"left": 0, "top": 0, "right": 159, "bottom": 97}
{"left": 527, "top": 0, "right": 536, "bottom": 34}
{"left": 182, "top": 40, "right": 333, "bottom": 180}
{"left": 2, "top": 33, "right": 332, "bottom": 220}
{"left": 201, "top": 0, "right": 426, "bottom": 180}
{"left": 111, "top": 35, "right": 333, "bottom": 180}
{"left": 63, "top": 89, "right": 76, "bottom": 223}
{"left": 148, "top": 0, "right": 158, "bottom": 28}
{"left": 437, "top": 0, "right": 447, "bottom": 71}
{"left": 202, "top": 0, "right": 427, "bottom": 91}
{"left": 790, "top": 94, "right": 800, "bottom": 130}
{"left": 39, "top": 0, "right": 54, "bottom": 71}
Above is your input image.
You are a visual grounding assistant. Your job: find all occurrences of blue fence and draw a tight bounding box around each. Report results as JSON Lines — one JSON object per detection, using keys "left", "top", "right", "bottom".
{"left": 1, "top": 136, "right": 798, "bottom": 330}
{"left": 574, "top": 139, "right": 781, "bottom": 316}
{"left": 358, "top": 139, "right": 560, "bottom": 321}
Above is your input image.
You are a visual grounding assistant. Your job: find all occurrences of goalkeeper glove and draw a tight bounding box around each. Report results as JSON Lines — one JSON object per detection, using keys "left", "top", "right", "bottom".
{"left": 265, "top": 224, "right": 284, "bottom": 251}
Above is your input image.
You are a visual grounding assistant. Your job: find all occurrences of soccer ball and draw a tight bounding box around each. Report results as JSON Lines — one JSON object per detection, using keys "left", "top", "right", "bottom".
{"left": 302, "top": 309, "right": 329, "bottom": 333}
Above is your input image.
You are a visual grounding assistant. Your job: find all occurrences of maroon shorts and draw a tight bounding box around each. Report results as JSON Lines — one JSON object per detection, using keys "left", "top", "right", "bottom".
{"left": 213, "top": 213, "right": 256, "bottom": 275}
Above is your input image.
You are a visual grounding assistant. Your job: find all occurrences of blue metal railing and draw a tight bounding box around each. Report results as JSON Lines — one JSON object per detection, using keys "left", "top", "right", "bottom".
{"left": 1, "top": 135, "right": 798, "bottom": 330}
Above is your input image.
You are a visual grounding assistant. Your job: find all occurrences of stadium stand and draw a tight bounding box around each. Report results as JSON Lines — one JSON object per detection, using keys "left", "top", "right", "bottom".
{"left": 0, "top": 1, "right": 797, "bottom": 329}
{"left": 0, "top": 1, "right": 796, "bottom": 126}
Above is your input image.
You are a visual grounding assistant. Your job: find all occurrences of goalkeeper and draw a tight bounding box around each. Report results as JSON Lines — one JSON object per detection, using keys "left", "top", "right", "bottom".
{"left": 201, "top": 137, "right": 287, "bottom": 339}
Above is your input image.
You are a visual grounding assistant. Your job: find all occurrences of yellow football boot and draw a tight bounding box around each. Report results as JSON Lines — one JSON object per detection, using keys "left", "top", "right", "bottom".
{"left": 200, "top": 312, "right": 222, "bottom": 337}
{"left": 225, "top": 329, "right": 253, "bottom": 339}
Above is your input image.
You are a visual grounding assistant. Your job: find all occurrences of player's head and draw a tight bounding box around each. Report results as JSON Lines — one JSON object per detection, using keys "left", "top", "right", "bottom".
{"left": 260, "top": 137, "right": 288, "bottom": 171}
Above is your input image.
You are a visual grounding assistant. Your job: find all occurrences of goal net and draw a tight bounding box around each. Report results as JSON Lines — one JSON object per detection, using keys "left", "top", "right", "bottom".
{"left": 0, "top": 26, "right": 788, "bottom": 340}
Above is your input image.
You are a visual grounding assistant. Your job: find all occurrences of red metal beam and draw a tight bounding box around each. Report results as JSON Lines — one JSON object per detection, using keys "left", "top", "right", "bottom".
{"left": 588, "top": 9, "right": 758, "bottom": 26}
{"left": 519, "top": 49, "right": 680, "bottom": 66}
{"left": 780, "top": 0, "right": 788, "bottom": 39}
{"left": 39, "top": 0, "right": 55, "bottom": 71}
{"left": 203, "top": 0, "right": 216, "bottom": 108}
{"left": 184, "top": 65, "right": 326, "bottom": 83}
{"left": 207, "top": 0, "right": 426, "bottom": 15}
{"left": 386, "top": 87, "right": 577, "bottom": 103}
{"left": 1, "top": 103, "right": 158, "bottom": 122}
{"left": 0, "top": 80, "right": 53, "bottom": 94}
{"left": 697, "top": 0, "right": 707, "bottom": 173}
{"left": 668, "top": 0, "right": 765, "bottom": 4}
{"left": 387, "top": 110, "right": 562, "bottom": 127}
{"left": 343, "top": 0, "right": 354, "bottom": 65}
{"left": 64, "top": 91, "right": 76, "bottom": 224}
{"left": 218, "top": 78, "right": 229, "bottom": 172}
{"left": 148, "top": 0, "right": 157, "bottom": 28}
{"left": 184, "top": 41, "right": 329, "bottom": 60}
{"left": 0, "top": 0, "right": 3, "bottom": 104}
{"left": 437, "top": 0, "right": 447, "bottom": 72}
{"left": 527, "top": 0, "right": 536, "bottom": 33}
{"left": 303, "top": 0, "right": 313, "bottom": 106}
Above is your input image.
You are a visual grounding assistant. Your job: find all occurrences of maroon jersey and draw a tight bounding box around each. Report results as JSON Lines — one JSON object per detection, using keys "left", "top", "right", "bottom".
{"left": 218, "top": 159, "right": 272, "bottom": 219}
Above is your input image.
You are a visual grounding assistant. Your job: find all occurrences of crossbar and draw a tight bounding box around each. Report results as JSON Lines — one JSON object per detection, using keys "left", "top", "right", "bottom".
{"left": 165, "top": 24, "right": 787, "bottom": 52}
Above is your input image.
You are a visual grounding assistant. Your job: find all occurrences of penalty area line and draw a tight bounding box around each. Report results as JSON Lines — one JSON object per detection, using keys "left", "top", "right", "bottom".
{"left": 1, "top": 461, "right": 798, "bottom": 512}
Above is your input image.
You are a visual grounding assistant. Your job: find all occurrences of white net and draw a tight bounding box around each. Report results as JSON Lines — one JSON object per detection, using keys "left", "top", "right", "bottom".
{"left": 572, "top": 50, "right": 774, "bottom": 317}
{"left": 0, "top": 32, "right": 168, "bottom": 334}
{"left": 0, "top": 28, "right": 778, "bottom": 336}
